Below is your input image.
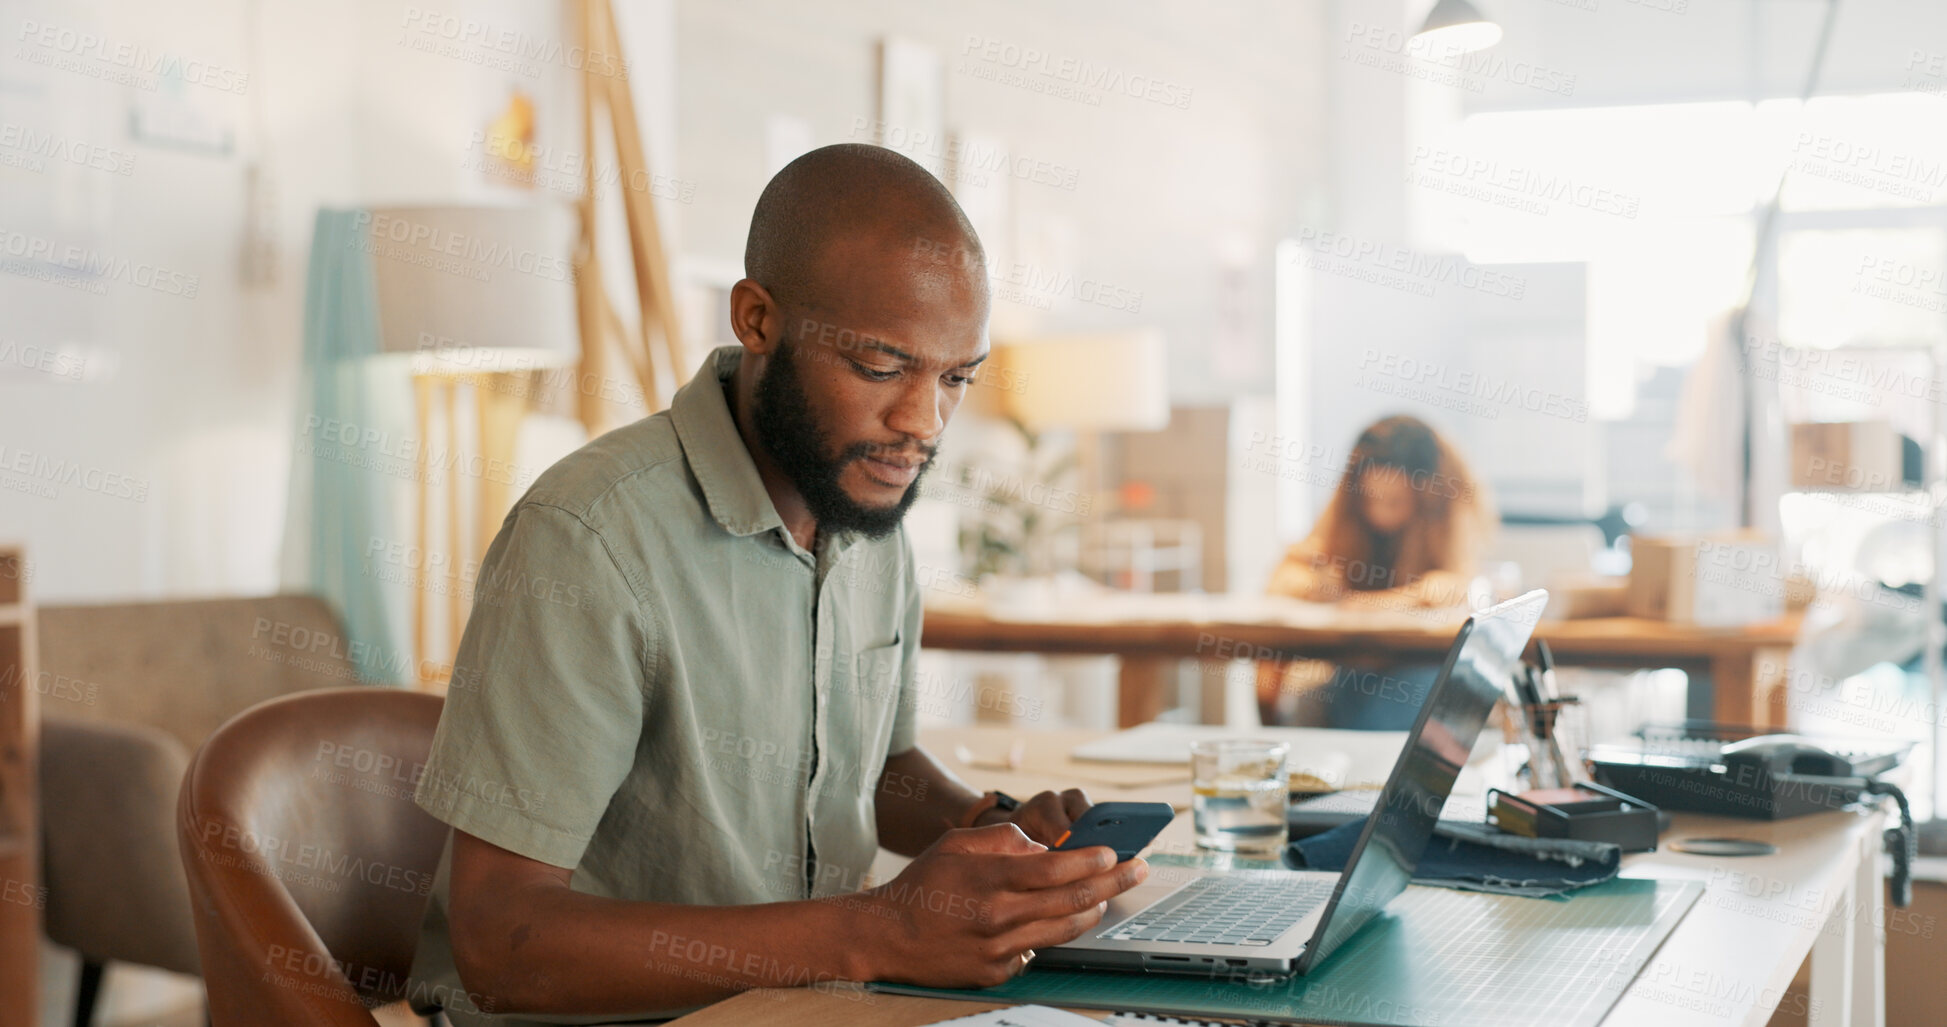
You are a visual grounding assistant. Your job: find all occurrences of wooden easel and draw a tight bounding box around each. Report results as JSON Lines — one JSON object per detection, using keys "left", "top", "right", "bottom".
{"left": 572, "top": 0, "right": 686, "bottom": 433}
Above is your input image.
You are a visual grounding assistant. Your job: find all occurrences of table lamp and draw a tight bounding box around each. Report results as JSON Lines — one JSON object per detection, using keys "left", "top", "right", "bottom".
{"left": 978, "top": 331, "right": 1171, "bottom": 576}
{"left": 362, "top": 204, "right": 580, "bottom": 687}
{"left": 367, "top": 204, "right": 580, "bottom": 377}
{"left": 991, "top": 330, "right": 1170, "bottom": 434}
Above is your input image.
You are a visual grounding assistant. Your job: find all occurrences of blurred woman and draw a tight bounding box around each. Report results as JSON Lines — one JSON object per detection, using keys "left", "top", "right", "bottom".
{"left": 1259, "top": 415, "right": 1496, "bottom": 727}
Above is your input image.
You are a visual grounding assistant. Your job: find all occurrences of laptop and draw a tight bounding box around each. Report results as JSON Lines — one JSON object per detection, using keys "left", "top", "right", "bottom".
{"left": 1037, "top": 589, "right": 1547, "bottom": 978}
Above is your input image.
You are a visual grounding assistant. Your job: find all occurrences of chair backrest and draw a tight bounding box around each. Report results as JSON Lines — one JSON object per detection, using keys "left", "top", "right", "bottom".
{"left": 40, "top": 594, "right": 360, "bottom": 754}
{"left": 178, "top": 687, "right": 448, "bottom": 1026}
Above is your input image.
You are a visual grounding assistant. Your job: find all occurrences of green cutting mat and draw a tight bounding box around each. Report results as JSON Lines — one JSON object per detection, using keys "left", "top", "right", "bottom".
{"left": 869, "top": 875, "right": 1702, "bottom": 1027}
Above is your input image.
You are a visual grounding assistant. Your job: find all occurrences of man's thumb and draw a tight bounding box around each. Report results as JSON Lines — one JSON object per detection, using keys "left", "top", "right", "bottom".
{"left": 943, "top": 822, "right": 1045, "bottom": 854}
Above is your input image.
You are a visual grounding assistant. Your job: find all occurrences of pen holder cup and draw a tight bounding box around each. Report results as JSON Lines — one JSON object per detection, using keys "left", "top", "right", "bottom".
{"left": 1517, "top": 697, "right": 1587, "bottom": 791}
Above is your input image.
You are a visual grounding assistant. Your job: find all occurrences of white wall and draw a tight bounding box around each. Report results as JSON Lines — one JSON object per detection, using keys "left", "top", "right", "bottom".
{"left": 3, "top": 0, "right": 260, "bottom": 601}
{"left": 0, "top": 0, "right": 676, "bottom": 604}
{"left": 2, "top": 0, "right": 1321, "bottom": 603}
{"left": 671, "top": 0, "right": 1328, "bottom": 405}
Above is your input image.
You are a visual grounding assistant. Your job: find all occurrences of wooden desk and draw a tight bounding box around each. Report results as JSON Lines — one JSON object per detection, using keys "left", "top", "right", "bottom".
{"left": 672, "top": 725, "right": 1884, "bottom": 1027}
{"left": 921, "top": 601, "right": 1801, "bottom": 729}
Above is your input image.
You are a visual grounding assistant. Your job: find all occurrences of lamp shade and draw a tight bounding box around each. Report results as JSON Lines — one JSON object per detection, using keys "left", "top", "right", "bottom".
{"left": 361, "top": 204, "right": 581, "bottom": 374}
{"left": 992, "top": 330, "right": 1170, "bottom": 432}
{"left": 1415, "top": 0, "right": 1501, "bottom": 54}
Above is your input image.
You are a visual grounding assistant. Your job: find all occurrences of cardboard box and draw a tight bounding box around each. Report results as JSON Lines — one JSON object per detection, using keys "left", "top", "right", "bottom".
{"left": 1790, "top": 421, "right": 1903, "bottom": 492}
{"left": 1626, "top": 534, "right": 1784, "bottom": 626}
{"left": 1542, "top": 573, "right": 1629, "bottom": 620}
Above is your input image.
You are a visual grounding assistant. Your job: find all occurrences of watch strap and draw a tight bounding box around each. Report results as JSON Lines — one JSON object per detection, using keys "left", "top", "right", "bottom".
{"left": 958, "top": 790, "right": 1022, "bottom": 829}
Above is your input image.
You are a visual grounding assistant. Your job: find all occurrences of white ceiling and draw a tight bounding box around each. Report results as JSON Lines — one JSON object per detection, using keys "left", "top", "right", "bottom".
{"left": 1457, "top": 0, "right": 1947, "bottom": 111}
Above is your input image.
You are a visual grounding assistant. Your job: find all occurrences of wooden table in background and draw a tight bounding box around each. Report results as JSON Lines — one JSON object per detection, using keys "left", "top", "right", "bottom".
{"left": 921, "top": 603, "right": 1802, "bottom": 729}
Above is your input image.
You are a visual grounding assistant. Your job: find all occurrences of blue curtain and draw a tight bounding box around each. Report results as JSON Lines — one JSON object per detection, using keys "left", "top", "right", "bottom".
{"left": 288, "top": 209, "right": 416, "bottom": 684}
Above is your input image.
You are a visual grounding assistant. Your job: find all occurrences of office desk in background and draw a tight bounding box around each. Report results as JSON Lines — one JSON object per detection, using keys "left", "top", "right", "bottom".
{"left": 920, "top": 595, "right": 1802, "bottom": 730}
{"left": 671, "top": 726, "right": 1886, "bottom": 1027}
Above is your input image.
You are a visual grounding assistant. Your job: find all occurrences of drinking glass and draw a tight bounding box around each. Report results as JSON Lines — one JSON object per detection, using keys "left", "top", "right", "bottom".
{"left": 1190, "top": 739, "right": 1289, "bottom": 854}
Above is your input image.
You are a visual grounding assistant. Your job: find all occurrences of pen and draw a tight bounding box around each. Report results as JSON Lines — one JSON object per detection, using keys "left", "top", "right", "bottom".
{"left": 1536, "top": 640, "right": 1558, "bottom": 701}
{"left": 1512, "top": 662, "right": 1541, "bottom": 707}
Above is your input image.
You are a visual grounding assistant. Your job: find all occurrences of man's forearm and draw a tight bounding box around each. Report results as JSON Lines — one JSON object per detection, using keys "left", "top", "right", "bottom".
{"left": 454, "top": 878, "right": 884, "bottom": 1017}
{"left": 875, "top": 746, "right": 985, "bottom": 856}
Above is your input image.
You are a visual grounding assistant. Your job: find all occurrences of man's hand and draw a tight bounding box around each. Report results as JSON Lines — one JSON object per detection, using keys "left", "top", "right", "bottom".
{"left": 861, "top": 823, "right": 1149, "bottom": 988}
{"left": 973, "top": 788, "right": 1092, "bottom": 847}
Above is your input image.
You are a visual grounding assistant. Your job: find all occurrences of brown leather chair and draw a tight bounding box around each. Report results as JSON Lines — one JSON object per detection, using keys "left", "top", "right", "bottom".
{"left": 177, "top": 687, "right": 449, "bottom": 1026}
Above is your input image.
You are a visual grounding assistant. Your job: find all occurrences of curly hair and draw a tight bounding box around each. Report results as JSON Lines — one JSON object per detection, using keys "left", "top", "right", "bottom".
{"left": 1302, "top": 415, "right": 1495, "bottom": 595}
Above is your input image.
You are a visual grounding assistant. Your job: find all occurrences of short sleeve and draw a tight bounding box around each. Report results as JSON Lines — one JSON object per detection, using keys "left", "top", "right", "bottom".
{"left": 414, "top": 503, "right": 650, "bottom": 869}
{"left": 886, "top": 552, "right": 924, "bottom": 756}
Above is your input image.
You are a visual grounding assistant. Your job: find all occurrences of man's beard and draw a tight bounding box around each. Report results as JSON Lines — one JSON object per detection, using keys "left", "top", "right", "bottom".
{"left": 752, "top": 341, "right": 935, "bottom": 540}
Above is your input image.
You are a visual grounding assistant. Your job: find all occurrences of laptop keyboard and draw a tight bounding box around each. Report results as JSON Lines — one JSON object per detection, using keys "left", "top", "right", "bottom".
{"left": 1101, "top": 876, "right": 1334, "bottom": 947}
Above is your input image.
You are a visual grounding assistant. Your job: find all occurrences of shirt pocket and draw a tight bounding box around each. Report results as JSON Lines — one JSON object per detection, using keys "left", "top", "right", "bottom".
{"left": 842, "top": 637, "right": 905, "bottom": 789}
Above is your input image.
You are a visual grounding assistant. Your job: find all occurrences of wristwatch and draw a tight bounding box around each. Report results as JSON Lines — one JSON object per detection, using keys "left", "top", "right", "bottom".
{"left": 958, "top": 790, "right": 1022, "bottom": 829}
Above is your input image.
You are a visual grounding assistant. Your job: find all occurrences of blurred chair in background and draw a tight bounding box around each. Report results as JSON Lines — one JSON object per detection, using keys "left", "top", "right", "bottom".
{"left": 38, "top": 595, "right": 357, "bottom": 1026}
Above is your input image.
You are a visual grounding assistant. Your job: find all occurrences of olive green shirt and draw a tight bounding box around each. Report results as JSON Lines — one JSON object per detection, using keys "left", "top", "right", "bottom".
{"left": 409, "top": 346, "right": 924, "bottom": 1025}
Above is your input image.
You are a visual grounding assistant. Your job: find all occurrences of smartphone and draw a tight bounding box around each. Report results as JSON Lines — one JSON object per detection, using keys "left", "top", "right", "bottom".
{"left": 1051, "top": 801, "right": 1175, "bottom": 862}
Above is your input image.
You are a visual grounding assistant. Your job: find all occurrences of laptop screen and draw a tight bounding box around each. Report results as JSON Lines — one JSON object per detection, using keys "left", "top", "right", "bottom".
{"left": 1296, "top": 590, "right": 1546, "bottom": 973}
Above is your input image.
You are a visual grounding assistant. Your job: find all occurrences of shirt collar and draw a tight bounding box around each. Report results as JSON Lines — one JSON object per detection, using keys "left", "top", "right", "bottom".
{"left": 670, "top": 346, "right": 786, "bottom": 538}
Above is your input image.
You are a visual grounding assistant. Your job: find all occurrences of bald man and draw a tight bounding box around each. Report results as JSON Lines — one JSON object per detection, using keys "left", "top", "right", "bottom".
{"left": 405, "top": 144, "right": 1149, "bottom": 1025}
